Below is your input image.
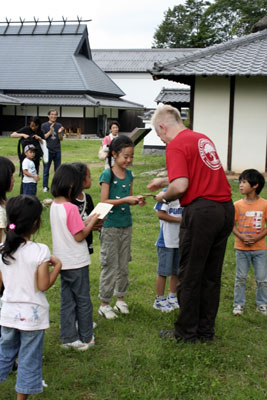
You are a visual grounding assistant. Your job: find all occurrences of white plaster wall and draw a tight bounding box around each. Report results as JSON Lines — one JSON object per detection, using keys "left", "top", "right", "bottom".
{"left": 143, "top": 119, "right": 166, "bottom": 147}
{"left": 39, "top": 106, "right": 60, "bottom": 117}
{"left": 108, "top": 72, "right": 189, "bottom": 109}
{"left": 62, "top": 107, "right": 83, "bottom": 118}
{"left": 232, "top": 77, "right": 267, "bottom": 173}
{"left": 16, "top": 105, "right": 38, "bottom": 117}
{"left": 2, "top": 105, "right": 15, "bottom": 115}
{"left": 193, "top": 77, "right": 230, "bottom": 169}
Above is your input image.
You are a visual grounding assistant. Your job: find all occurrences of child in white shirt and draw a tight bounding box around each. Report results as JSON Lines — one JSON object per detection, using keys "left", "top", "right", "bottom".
{"left": 0, "top": 195, "right": 61, "bottom": 399}
{"left": 22, "top": 144, "right": 40, "bottom": 196}
{"left": 153, "top": 189, "right": 183, "bottom": 312}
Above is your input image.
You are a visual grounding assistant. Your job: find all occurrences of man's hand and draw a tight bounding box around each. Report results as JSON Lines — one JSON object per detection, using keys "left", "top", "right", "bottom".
{"left": 147, "top": 177, "right": 168, "bottom": 192}
{"left": 154, "top": 191, "right": 165, "bottom": 203}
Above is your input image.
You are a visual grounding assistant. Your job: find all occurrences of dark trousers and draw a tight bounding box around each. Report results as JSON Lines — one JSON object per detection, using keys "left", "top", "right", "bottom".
{"left": 22, "top": 182, "right": 37, "bottom": 196}
{"left": 60, "top": 266, "right": 93, "bottom": 344}
{"left": 174, "top": 198, "right": 234, "bottom": 341}
{"left": 43, "top": 150, "right": 61, "bottom": 189}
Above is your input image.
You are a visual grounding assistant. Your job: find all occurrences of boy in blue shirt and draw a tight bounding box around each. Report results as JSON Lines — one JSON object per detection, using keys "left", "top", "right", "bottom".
{"left": 153, "top": 189, "right": 183, "bottom": 312}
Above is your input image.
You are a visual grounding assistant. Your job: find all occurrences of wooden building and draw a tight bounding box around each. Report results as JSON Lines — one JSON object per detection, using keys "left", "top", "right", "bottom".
{"left": 150, "top": 28, "right": 267, "bottom": 173}
{"left": 0, "top": 20, "right": 144, "bottom": 137}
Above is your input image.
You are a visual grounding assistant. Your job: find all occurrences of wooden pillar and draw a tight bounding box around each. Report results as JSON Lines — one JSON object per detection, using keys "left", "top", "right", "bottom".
{"left": 227, "top": 76, "right": 235, "bottom": 172}
{"left": 189, "top": 77, "right": 195, "bottom": 130}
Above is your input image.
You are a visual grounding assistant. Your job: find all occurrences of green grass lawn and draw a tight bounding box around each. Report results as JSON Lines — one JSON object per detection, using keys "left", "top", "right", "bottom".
{"left": 1, "top": 137, "right": 267, "bottom": 400}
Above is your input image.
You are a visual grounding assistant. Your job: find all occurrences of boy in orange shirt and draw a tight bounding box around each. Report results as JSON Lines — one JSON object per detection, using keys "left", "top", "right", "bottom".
{"left": 233, "top": 169, "right": 267, "bottom": 316}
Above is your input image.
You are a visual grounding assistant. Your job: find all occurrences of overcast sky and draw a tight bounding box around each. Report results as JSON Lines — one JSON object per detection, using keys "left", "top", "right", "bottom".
{"left": 0, "top": 0, "right": 183, "bottom": 48}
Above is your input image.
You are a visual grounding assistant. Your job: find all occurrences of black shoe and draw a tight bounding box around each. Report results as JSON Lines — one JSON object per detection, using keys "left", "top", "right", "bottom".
{"left": 159, "top": 329, "right": 177, "bottom": 340}
{"left": 159, "top": 330, "right": 196, "bottom": 343}
{"left": 198, "top": 336, "right": 214, "bottom": 343}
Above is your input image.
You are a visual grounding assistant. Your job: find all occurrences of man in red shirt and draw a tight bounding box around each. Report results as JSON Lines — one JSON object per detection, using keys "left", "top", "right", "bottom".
{"left": 148, "top": 105, "right": 234, "bottom": 343}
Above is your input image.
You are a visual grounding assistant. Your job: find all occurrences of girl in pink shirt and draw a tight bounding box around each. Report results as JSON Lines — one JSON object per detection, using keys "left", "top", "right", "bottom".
{"left": 50, "top": 164, "right": 99, "bottom": 351}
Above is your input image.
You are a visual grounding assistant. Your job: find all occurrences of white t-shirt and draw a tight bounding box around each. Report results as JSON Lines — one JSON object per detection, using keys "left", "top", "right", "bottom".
{"left": 22, "top": 157, "right": 37, "bottom": 183}
{"left": 0, "top": 204, "right": 7, "bottom": 244}
{"left": 0, "top": 241, "right": 50, "bottom": 330}
{"left": 50, "top": 201, "right": 90, "bottom": 270}
{"left": 154, "top": 198, "right": 183, "bottom": 248}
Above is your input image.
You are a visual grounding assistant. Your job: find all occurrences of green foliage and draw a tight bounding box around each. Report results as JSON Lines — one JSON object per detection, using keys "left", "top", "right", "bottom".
{"left": 153, "top": 0, "right": 211, "bottom": 48}
{"left": 0, "top": 137, "right": 267, "bottom": 400}
{"left": 153, "top": 0, "right": 267, "bottom": 48}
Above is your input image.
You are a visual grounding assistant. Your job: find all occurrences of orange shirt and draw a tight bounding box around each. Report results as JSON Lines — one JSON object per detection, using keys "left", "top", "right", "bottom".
{"left": 234, "top": 197, "right": 267, "bottom": 250}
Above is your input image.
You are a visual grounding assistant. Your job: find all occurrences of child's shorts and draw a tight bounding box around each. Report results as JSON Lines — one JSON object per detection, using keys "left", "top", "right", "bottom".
{"left": 0, "top": 327, "right": 44, "bottom": 394}
{"left": 157, "top": 246, "right": 179, "bottom": 277}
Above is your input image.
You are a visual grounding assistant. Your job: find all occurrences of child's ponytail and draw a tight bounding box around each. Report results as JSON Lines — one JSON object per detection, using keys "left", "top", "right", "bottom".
{"left": 0, "top": 195, "right": 42, "bottom": 265}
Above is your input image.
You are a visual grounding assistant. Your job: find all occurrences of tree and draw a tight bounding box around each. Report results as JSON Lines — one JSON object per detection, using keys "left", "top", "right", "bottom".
{"left": 153, "top": 0, "right": 211, "bottom": 48}
{"left": 152, "top": 0, "right": 267, "bottom": 48}
{"left": 199, "top": 0, "right": 267, "bottom": 46}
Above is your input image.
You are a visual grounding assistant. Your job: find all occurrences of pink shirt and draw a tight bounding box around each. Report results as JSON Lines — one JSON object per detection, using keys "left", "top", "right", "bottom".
{"left": 102, "top": 133, "right": 113, "bottom": 147}
{"left": 50, "top": 202, "right": 90, "bottom": 270}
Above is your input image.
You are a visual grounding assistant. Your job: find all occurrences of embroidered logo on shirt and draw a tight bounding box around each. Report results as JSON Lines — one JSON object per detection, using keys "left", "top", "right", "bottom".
{"left": 198, "top": 138, "right": 222, "bottom": 170}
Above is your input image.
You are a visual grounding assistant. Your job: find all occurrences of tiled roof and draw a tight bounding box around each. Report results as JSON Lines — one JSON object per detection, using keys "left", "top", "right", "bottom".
{"left": 93, "top": 96, "right": 144, "bottom": 109}
{"left": 0, "top": 23, "right": 86, "bottom": 36}
{"left": 154, "top": 88, "right": 190, "bottom": 104}
{"left": 0, "top": 24, "right": 124, "bottom": 96}
{"left": 151, "top": 29, "right": 267, "bottom": 77}
{"left": 6, "top": 93, "right": 143, "bottom": 109}
{"left": 91, "top": 49, "right": 197, "bottom": 72}
{"left": 6, "top": 93, "right": 98, "bottom": 106}
{"left": 0, "top": 93, "right": 21, "bottom": 105}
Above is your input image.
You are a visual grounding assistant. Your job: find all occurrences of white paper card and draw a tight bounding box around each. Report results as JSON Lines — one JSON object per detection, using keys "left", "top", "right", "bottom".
{"left": 89, "top": 202, "right": 113, "bottom": 219}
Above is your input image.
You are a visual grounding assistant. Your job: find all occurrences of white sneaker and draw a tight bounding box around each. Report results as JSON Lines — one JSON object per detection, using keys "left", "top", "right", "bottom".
{"left": 43, "top": 187, "right": 49, "bottom": 193}
{"left": 98, "top": 305, "right": 117, "bottom": 319}
{"left": 153, "top": 298, "right": 173, "bottom": 312}
{"left": 256, "top": 304, "right": 267, "bottom": 316}
{"left": 87, "top": 335, "right": 95, "bottom": 347}
{"left": 233, "top": 305, "right": 244, "bottom": 316}
{"left": 167, "top": 294, "right": 180, "bottom": 310}
{"left": 61, "top": 340, "right": 89, "bottom": 351}
{"left": 76, "top": 321, "right": 97, "bottom": 330}
{"left": 114, "top": 300, "right": 129, "bottom": 314}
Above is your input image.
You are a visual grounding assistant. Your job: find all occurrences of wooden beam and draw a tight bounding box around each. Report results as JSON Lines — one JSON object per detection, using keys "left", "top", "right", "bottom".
{"left": 189, "top": 77, "right": 195, "bottom": 130}
{"left": 227, "top": 76, "right": 235, "bottom": 172}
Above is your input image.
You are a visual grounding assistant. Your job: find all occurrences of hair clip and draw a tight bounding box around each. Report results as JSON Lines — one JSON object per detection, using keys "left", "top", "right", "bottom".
{"left": 9, "top": 223, "right": 16, "bottom": 230}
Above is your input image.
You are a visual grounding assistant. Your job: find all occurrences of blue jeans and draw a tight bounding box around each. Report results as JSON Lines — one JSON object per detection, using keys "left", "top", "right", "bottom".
{"left": 43, "top": 150, "right": 61, "bottom": 188}
{"left": 22, "top": 182, "right": 37, "bottom": 195}
{"left": 0, "top": 327, "right": 44, "bottom": 394}
{"left": 157, "top": 247, "right": 179, "bottom": 277}
{"left": 234, "top": 249, "right": 267, "bottom": 306}
{"left": 60, "top": 266, "right": 93, "bottom": 344}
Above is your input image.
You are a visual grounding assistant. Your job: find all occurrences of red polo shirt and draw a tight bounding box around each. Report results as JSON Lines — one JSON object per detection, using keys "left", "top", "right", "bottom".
{"left": 166, "top": 129, "right": 232, "bottom": 206}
